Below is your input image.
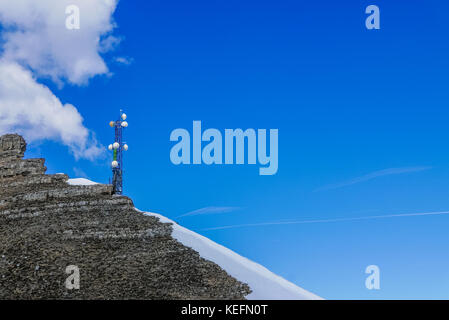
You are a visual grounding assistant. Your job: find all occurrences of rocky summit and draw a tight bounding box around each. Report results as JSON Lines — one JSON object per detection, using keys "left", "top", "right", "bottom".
{"left": 0, "top": 134, "right": 250, "bottom": 299}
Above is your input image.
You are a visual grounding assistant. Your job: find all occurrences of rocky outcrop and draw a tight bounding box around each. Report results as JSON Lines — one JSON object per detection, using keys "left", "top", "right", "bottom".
{"left": 0, "top": 134, "right": 250, "bottom": 299}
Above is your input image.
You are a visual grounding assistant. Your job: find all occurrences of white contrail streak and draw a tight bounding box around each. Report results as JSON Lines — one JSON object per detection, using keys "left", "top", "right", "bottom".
{"left": 201, "top": 210, "right": 449, "bottom": 231}
{"left": 315, "top": 166, "right": 432, "bottom": 191}
{"left": 176, "top": 206, "right": 241, "bottom": 218}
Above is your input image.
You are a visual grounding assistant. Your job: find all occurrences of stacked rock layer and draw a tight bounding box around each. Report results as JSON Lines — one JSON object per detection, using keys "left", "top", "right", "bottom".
{"left": 0, "top": 134, "right": 250, "bottom": 299}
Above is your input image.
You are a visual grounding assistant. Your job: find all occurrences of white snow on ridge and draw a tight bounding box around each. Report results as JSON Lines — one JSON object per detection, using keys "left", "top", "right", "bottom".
{"left": 67, "top": 178, "right": 322, "bottom": 300}
{"left": 67, "top": 178, "right": 98, "bottom": 186}
{"left": 143, "top": 211, "right": 322, "bottom": 300}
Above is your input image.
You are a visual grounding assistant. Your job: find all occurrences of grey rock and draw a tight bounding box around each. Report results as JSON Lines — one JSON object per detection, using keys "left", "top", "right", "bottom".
{"left": 0, "top": 134, "right": 251, "bottom": 300}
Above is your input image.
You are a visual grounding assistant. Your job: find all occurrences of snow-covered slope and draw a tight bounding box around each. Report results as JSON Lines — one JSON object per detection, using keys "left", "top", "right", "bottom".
{"left": 143, "top": 211, "right": 321, "bottom": 300}
{"left": 67, "top": 178, "right": 322, "bottom": 300}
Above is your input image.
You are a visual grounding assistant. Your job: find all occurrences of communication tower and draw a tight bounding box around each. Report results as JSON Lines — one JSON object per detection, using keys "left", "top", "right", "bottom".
{"left": 108, "top": 110, "right": 129, "bottom": 195}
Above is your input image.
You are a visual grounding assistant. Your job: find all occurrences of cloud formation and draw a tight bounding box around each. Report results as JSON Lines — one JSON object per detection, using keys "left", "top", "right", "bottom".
{"left": 0, "top": 0, "right": 120, "bottom": 159}
{"left": 0, "top": 0, "right": 118, "bottom": 85}
{"left": 0, "top": 60, "right": 103, "bottom": 159}
{"left": 114, "top": 56, "right": 134, "bottom": 65}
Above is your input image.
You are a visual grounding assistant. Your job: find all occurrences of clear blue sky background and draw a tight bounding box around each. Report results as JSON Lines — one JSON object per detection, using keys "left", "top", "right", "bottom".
{"left": 26, "top": 0, "right": 449, "bottom": 299}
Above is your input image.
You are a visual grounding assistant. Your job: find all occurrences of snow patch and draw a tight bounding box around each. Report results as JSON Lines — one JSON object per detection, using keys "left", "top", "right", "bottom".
{"left": 67, "top": 178, "right": 98, "bottom": 186}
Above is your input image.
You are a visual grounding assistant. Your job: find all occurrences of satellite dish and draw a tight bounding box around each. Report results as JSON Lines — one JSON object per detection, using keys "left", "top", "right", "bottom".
{"left": 113, "top": 142, "right": 120, "bottom": 149}
{"left": 109, "top": 121, "right": 115, "bottom": 127}
{"left": 121, "top": 113, "right": 127, "bottom": 120}
{"left": 121, "top": 121, "right": 128, "bottom": 128}
{"left": 111, "top": 161, "right": 119, "bottom": 168}
{"left": 108, "top": 144, "right": 113, "bottom": 151}
{"left": 123, "top": 144, "right": 128, "bottom": 151}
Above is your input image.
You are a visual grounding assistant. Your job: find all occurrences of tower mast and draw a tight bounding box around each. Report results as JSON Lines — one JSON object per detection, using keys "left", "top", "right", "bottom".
{"left": 108, "top": 110, "right": 128, "bottom": 195}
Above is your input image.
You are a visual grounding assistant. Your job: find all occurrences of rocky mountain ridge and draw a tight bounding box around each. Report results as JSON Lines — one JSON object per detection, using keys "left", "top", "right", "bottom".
{"left": 0, "top": 133, "right": 250, "bottom": 299}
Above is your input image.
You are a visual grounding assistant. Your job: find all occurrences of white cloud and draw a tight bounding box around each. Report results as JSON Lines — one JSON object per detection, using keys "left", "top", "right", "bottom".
{"left": 0, "top": 0, "right": 121, "bottom": 159}
{"left": 100, "top": 35, "right": 123, "bottom": 54}
{"left": 0, "top": 0, "right": 118, "bottom": 85}
{"left": 0, "top": 60, "right": 103, "bottom": 160}
{"left": 114, "top": 56, "right": 134, "bottom": 65}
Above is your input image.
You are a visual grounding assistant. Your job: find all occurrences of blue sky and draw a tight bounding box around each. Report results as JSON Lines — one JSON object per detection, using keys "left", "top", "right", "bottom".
{"left": 7, "top": 0, "right": 449, "bottom": 299}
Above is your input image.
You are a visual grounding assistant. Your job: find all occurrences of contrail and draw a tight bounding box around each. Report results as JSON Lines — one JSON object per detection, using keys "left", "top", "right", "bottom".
{"left": 315, "top": 166, "right": 432, "bottom": 191}
{"left": 201, "top": 210, "right": 449, "bottom": 231}
{"left": 176, "top": 206, "right": 242, "bottom": 218}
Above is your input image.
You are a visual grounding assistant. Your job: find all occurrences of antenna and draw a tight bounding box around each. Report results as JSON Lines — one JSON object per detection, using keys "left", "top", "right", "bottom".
{"left": 108, "top": 110, "right": 129, "bottom": 195}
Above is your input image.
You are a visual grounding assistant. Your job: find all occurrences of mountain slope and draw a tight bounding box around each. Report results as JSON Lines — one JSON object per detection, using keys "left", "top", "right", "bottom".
{"left": 69, "top": 181, "right": 322, "bottom": 300}
{"left": 144, "top": 211, "right": 321, "bottom": 300}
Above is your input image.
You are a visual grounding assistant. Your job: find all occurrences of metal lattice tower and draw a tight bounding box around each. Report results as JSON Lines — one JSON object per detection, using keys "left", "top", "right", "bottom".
{"left": 108, "top": 110, "right": 128, "bottom": 195}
